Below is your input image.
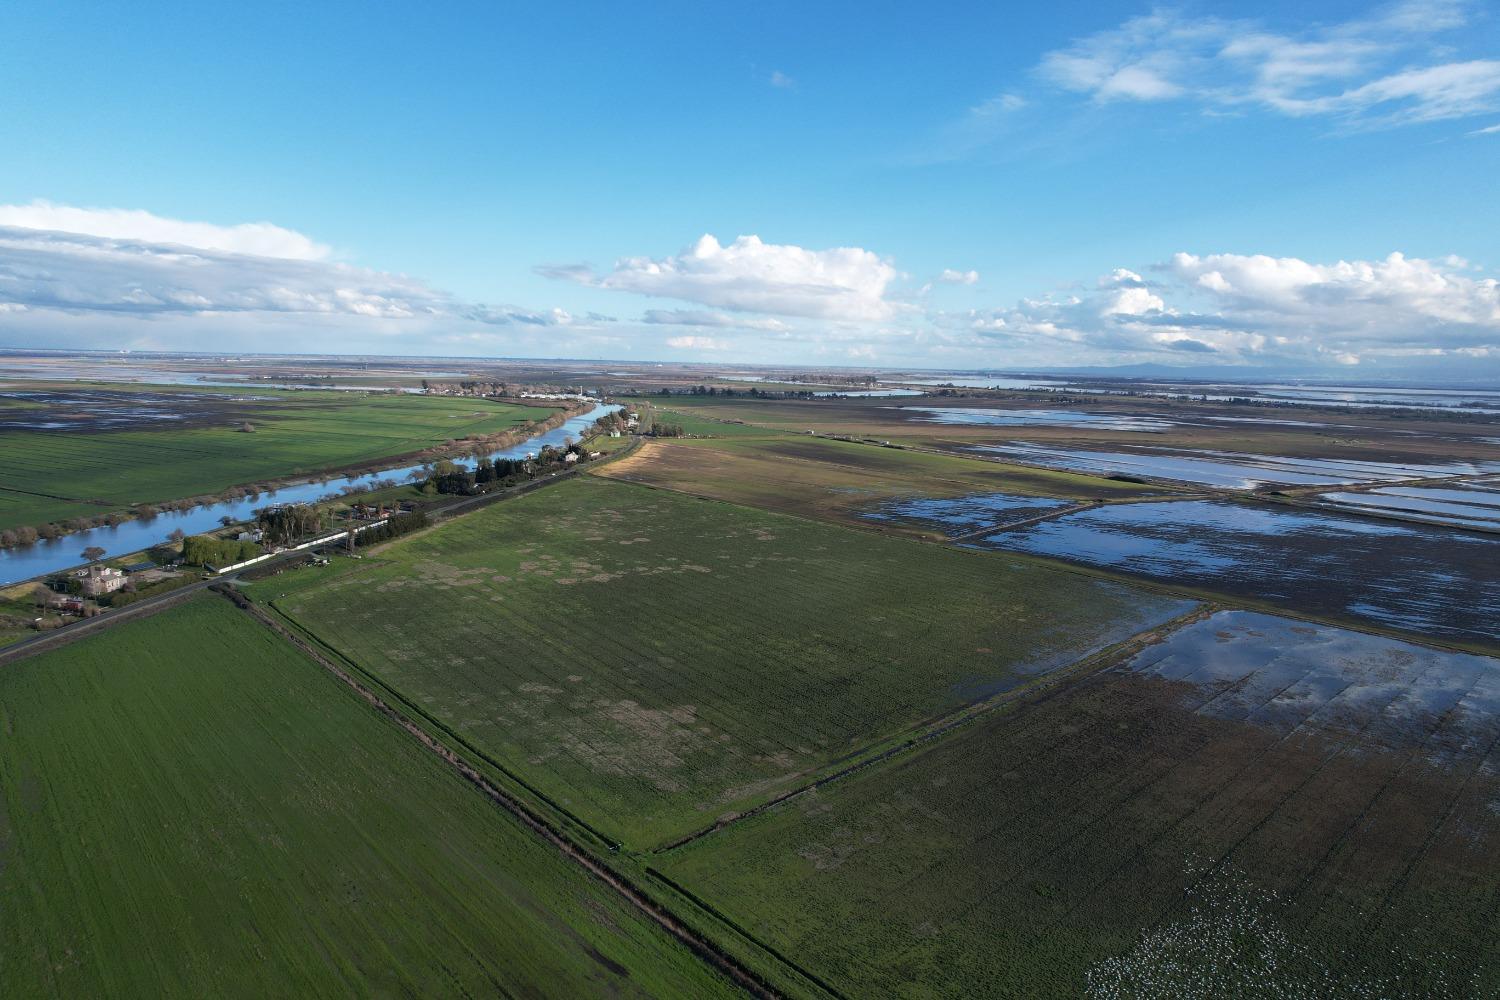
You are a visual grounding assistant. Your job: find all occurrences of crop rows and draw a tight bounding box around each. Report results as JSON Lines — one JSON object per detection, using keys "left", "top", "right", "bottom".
{"left": 0, "top": 595, "right": 736, "bottom": 997}
{"left": 657, "top": 613, "right": 1500, "bottom": 996}
{"left": 259, "top": 475, "right": 1188, "bottom": 847}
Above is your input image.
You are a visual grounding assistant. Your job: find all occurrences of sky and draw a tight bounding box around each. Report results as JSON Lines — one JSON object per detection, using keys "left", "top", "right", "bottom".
{"left": 1, "top": 0, "right": 1499, "bottom": 375}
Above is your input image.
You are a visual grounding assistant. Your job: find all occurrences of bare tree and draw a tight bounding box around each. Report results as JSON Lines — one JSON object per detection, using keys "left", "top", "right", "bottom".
{"left": 81, "top": 546, "right": 106, "bottom": 564}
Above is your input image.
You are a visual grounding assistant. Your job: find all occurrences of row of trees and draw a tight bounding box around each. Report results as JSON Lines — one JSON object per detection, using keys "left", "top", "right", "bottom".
{"left": 352, "top": 511, "right": 428, "bottom": 547}
{"left": 421, "top": 442, "right": 591, "bottom": 496}
{"left": 182, "top": 535, "right": 261, "bottom": 568}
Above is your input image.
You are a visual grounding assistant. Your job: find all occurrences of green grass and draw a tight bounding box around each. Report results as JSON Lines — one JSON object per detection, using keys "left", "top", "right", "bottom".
{"left": 650, "top": 407, "right": 780, "bottom": 438}
{"left": 656, "top": 613, "right": 1500, "bottom": 997}
{"left": 0, "top": 595, "right": 736, "bottom": 998}
{"left": 0, "top": 390, "right": 551, "bottom": 530}
{"left": 252, "top": 475, "right": 1191, "bottom": 849}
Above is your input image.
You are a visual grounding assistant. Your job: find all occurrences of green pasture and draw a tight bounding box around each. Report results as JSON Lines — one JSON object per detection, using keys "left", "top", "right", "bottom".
{"left": 0, "top": 390, "right": 549, "bottom": 529}
{"left": 253, "top": 475, "right": 1190, "bottom": 848}
{"left": 0, "top": 595, "right": 734, "bottom": 998}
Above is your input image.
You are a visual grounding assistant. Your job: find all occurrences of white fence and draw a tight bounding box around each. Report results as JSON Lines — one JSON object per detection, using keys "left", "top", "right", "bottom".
{"left": 208, "top": 519, "right": 389, "bottom": 574}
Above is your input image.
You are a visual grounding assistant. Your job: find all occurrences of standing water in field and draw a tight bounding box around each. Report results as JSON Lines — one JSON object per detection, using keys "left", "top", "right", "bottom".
{"left": 977, "top": 500, "right": 1500, "bottom": 644}
{"left": 0, "top": 404, "right": 620, "bottom": 585}
{"left": 1121, "top": 610, "right": 1500, "bottom": 752}
{"left": 897, "top": 407, "right": 1176, "bottom": 431}
{"left": 860, "top": 492, "right": 1073, "bottom": 537}
{"left": 973, "top": 443, "right": 1500, "bottom": 489}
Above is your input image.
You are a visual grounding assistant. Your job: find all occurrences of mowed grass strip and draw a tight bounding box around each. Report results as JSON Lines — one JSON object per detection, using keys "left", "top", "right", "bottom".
{"left": 0, "top": 392, "right": 550, "bottom": 529}
{"left": 656, "top": 612, "right": 1500, "bottom": 998}
{"left": 260, "top": 475, "right": 1191, "bottom": 848}
{"left": 597, "top": 434, "right": 1155, "bottom": 533}
{"left": 0, "top": 595, "right": 735, "bottom": 998}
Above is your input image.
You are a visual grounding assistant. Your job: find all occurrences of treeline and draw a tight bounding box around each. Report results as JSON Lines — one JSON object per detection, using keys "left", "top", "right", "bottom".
{"left": 423, "top": 442, "right": 594, "bottom": 496}
{"left": 646, "top": 385, "right": 826, "bottom": 399}
{"left": 183, "top": 535, "right": 262, "bottom": 568}
{"left": 0, "top": 481, "right": 281, "bottom": 550}
{"left": 352, "top": 510, "right": 428, "bottom": 547}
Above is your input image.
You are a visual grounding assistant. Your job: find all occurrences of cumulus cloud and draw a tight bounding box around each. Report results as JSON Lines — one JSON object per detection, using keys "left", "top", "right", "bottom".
{"left": 937, "top": 268, "right": 980, "bottom": 285}
{"left": 1033, "top": 2, "right": 1500, "bottom": 129}
{"left": 962, "top": 250, "right": 1500, "bottom": 366}
{"left": 548, "top": 234, "right": 900, "bottom": 321}
{"left": 0, "top": 200, "right": 330, "bottom": 260}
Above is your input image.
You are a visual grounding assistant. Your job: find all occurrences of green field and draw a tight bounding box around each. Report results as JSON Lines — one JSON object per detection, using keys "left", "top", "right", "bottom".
{"left": 0, "top": 596, "right": 735, "bottom": 997}
{"left": 0, "top": 389, "right": 550, "bottom": 530}
{"left": 252, "top": 475, "right": 1192, "bottom": 848}
{"left": 657, "top": 611, "right": 1500, "bottom": 997}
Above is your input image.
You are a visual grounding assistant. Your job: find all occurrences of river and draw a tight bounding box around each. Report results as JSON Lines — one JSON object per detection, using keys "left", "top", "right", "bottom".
{"left": 0, "top": 403, "right": 620, "bottom": 586}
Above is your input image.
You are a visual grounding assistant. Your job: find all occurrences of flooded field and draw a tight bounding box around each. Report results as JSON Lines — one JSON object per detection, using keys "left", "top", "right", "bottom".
{"left": 1315, "top": 480, "right": 1500, "bottom": 531}
{"left": 899, "top": 406, "right": 1175, "bottom": 431}
{"left": 860, "top": 491, "right": 1072, "bottom": 536}
{"left": 1125, "top": 610, "right": 1500, "bottom": 752}
{"left": 977, "top": 500, "right": 1500, "bottom": 644}
{"left": 0, "top": 389, "right": 275, "bottom": 431}
{"left": 975, "top": 442, "right": 1500, "bottom": 489}
{"left": 661, "top": 607, "right": 1500, "bottom": 996}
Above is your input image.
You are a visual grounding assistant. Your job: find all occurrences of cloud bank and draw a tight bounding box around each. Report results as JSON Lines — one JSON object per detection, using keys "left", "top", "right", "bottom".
{"left": 957, "top": 251, "right": 1500, "bottom": 366}
{"left": 3, "top": 204, "right": 1496, "bottom": 371}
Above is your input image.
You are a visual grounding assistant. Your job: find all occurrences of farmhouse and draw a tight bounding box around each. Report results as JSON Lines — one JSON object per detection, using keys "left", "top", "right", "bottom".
{"left": 76, "top": 564, "right": 127, "bottom": 597}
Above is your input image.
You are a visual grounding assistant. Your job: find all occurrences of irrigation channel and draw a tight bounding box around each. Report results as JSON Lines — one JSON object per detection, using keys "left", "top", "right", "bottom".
{"left": 0, "top": 403, "right": 621, "bottom": 586}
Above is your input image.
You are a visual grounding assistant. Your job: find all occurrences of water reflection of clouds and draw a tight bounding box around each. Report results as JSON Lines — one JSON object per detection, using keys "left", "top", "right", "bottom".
{"left": 1123, "top": 611, "right": 1500, "bottom": 762}
{"left": 985, "top": 501, "right": 1500, "bottom": 642}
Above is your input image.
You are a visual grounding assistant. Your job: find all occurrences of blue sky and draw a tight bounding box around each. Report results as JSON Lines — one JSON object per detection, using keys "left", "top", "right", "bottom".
{"left": 2, "top": 0, "right": 1498, "bottom": 373}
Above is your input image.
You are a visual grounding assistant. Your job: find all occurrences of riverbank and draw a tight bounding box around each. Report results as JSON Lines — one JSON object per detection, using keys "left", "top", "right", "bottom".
{"left": 0, "top": 402, "right": 617, "bottom": 586}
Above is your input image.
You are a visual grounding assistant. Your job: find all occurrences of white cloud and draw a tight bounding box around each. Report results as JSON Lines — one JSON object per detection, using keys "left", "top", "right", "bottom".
{"left": 1031, "top": 3, "right": 1500, "bottom": 130}
{"left": 1469, "top": 122, "right": 1500, "bottom": 135}
{"left": 665, "top": 335, "right": 729, "bottom": 350}
{"left": 769, "top": 70, "right": 796, "bottom": 89}
{"left": 0, "top": 200, "right": 330, "bottom": 260}
{"left": 937, "top": 268, "right": 980, "bottom": 285}
{"left": 0, "top": 206, "right": 596, "bottom": 354}
{"left": 0, "top": 225, "right": 440, "bottom": 319}
{"left": 642, "top": 309, "right": 790, "bottom": 332}
{"left": 551, "top": 234, "right": 900, "bottom": 321}
{"left": 963, "top": 250, "right": 1500, "bottom": 366}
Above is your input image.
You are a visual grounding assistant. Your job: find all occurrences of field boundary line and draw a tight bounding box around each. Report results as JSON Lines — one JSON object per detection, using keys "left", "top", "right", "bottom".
{"left": 258, "top": 598, "right": 624, "bottom": 851}
{"left": 653, "top": 603, "right": 1218, "bottom": 856}
{"left": 219, "top": 588, "right": 779, "bottom": 1000}
{"left": 642, "top": 867, "right": 849, "bottom": 1000}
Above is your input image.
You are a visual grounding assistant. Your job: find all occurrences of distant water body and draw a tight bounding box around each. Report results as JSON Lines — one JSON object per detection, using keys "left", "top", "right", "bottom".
{"left": 0, "top": 404, "right": 619, "bottom": 586}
